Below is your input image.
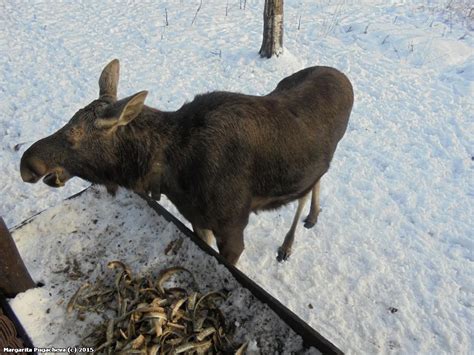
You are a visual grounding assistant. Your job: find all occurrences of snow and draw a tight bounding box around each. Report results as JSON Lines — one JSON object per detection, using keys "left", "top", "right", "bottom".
{"left": 1, "top": 0, "right": 472, "bottom": 354}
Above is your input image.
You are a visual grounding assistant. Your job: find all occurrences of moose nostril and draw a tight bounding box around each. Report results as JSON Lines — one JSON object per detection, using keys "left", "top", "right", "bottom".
{"left": 20, "top": 157, "right": 47, "bottom": 183}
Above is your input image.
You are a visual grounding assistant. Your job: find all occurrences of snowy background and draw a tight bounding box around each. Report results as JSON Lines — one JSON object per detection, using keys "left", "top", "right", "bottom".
{"left": 1, "top": 0, "right": 473, "bottom": 354}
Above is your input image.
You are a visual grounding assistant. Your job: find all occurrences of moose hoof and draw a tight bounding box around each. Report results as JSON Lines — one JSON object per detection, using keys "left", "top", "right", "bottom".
{"left": 304, "top": 218, "right": 318, "bottom": 229}
{"left": 304, "top": 215, "right": 319, "bottom": 229}
{"left": 277, "top": 247, "right": 291, "bottom": 262}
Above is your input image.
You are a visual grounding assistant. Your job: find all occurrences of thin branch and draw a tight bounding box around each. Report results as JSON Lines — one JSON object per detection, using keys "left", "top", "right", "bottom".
{"left": 191, "top": 0, "right": 203, "bottom": 26}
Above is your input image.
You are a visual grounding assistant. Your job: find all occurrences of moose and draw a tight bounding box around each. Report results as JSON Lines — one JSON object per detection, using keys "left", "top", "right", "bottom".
{"left": 20, "top": 59, "right": 353, "bottom": 265}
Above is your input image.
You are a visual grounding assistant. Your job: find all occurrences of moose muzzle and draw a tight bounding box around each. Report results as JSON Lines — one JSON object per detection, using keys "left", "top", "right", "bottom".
{"left": 20, "top": 155, "right": 71, "bottom": 188}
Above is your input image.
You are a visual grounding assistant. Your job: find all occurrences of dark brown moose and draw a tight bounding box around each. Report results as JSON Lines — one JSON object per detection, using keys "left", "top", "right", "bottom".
{"left": 20, "top": 59, "right": 353, "bottom": 265}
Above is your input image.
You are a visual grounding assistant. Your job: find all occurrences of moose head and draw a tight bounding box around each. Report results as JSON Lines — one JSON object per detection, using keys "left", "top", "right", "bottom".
{"left": 20, "top": 60, "right": 150, "bottom": 191}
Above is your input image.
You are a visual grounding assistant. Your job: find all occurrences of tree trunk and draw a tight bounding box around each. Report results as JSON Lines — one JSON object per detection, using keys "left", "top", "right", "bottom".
{"left": 259, "top": 0, "right": 284, "bottom": 58}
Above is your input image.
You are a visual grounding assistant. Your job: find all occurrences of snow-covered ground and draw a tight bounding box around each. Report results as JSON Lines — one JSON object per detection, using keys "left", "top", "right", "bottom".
{"left": 1, "top": 0, "right": 472, "bottom": 354}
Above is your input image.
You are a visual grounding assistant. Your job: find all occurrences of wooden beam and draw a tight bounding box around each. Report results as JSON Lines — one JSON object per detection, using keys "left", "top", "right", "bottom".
{"left": 0, "top": 217, "right": 35, "bottom": 298}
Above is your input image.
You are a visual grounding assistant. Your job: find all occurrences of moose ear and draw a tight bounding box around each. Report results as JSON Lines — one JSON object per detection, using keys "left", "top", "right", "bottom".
{"left": 95, "top": 91, "right": 148, "bottom": 129}
{"left": 115, "top": 91, "right": 148, "bottom": 126}
{"left": 99, "top": 59, "right": 120, "bottom": 101}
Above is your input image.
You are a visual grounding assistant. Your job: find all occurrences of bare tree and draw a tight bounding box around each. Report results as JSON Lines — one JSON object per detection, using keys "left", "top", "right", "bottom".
{"left": 259, "top": 0, "right": 284, "bottom": 58}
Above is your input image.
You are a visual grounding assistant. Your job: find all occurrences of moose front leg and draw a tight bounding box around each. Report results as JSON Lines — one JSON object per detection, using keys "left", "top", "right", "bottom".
{"left": 193, "top": 225, "right": 214, "bottom": 246}
{"left": 214, "top": 224, "right": 245, "bottom": 266}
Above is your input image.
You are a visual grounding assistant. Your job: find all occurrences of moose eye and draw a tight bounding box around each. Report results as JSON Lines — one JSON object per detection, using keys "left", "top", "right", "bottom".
{"left": 67, "top": 126, "right": 84, "bottom": 145}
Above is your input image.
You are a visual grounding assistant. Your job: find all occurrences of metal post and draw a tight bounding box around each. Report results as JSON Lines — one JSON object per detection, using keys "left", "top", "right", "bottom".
{"left": 0, "top": 217, "right": 35, "bottom": 297}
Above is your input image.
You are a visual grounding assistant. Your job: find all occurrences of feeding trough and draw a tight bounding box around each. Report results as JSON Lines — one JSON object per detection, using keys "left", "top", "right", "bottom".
{"left": 5, "top": 187, "right": 342, "bottom": 354}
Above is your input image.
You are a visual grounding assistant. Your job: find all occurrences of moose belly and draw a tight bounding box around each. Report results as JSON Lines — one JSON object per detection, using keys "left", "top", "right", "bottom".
{"left": 251, "top": 192, "right": 307, "bottom": 212}
{"left": 249, "top": 158, "right": 327, "bottom": 213}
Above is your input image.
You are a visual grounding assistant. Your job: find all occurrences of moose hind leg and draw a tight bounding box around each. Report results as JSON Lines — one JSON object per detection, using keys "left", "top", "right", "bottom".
{"left": 277, "top": 193, "right": 309, "bottom": 262}
{"left": 304, "top": 180, "right": 321, "bottom": 229}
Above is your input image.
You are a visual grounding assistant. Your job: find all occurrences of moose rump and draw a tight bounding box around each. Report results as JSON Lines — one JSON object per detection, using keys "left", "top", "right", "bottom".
{"left": 20, "top": 59, "right": 353, "bottom": 265}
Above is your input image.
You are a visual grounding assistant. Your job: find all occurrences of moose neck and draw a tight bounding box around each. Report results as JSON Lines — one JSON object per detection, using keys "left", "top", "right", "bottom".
{"left": 112, "top": 106, "right": 175, "bottom": 196}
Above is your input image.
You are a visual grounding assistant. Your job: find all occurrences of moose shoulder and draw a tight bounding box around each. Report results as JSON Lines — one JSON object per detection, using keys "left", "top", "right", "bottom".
{"left": 20, "top": 59, "right": 353, "bottom": 265}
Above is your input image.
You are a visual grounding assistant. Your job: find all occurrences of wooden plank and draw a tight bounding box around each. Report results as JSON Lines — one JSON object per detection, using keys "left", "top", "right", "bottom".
{"left": 0, "top": 217, "right": 36, "bottom": 298}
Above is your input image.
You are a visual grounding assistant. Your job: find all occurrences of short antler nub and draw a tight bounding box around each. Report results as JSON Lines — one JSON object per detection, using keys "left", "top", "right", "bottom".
{"left": 99, "top": 59, "right": 120, "bottom": 101}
